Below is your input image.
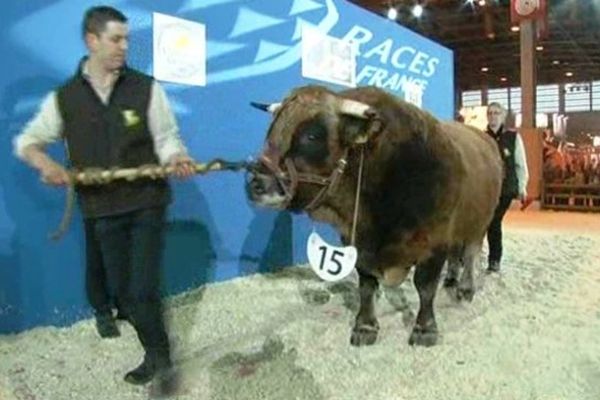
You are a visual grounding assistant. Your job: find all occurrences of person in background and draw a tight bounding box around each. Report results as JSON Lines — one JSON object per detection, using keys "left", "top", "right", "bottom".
{"left": 485, "top": 102, "right": 529, "bottom": 273}
{"left": 13, "top": 5, "right": 194, "bottom": 389}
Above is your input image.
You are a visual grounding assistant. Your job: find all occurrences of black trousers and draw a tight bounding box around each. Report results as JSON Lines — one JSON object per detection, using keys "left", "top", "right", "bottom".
{"left": 90, "top": 206, "right": 170, "bottom": 356}
{"left": 84, "top": 219, "right": 115, "bottom": 315}
{"left": 486, "top": 195, "right": 514, "bottom": 264}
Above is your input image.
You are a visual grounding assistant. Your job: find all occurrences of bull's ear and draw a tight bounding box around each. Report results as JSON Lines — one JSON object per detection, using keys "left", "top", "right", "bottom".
{"left": 337, "top": 99, "right": 384, "bottom": 144}
{"left": 338, "top": 99, "right": 371, "bottom": 118}
{"left": 250, "top": 101, "right": 282, "bottom": 114}
{"left": 340, "top": 108, "right": 384, "bottom": 145}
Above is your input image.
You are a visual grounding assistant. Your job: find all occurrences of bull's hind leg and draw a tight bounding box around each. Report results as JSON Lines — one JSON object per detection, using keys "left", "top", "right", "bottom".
{"left": 409, "top": 249, "right": 446, "bottom": 347}
{"left": 350, "top": 270, "right": 379, "bottom": 346}
{"left": 443, "top": 244, "right": 464, "bottom": 289}
{"left": 456, "top": 241, "right": 481, "bottom": 302}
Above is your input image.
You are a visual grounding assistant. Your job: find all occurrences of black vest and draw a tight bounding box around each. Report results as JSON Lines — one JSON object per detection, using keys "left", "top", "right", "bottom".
{"left": 57, "top": 62, "right": 171, "bottom": 218}
{"left": 486, "top": 125, "right": 519, "bottom": 198}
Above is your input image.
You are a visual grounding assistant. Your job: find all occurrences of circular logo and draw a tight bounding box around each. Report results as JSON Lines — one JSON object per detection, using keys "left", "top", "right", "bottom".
{"left": 515, "top": 0, "right": 539, "bottom": 16}
{"left": 157, "top": 24, "right": 203, "bottom": 79}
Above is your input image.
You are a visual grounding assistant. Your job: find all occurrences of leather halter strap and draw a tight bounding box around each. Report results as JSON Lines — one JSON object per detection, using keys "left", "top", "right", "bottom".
{"left": 259, "top": 149, "right": 349, "bottom": 211}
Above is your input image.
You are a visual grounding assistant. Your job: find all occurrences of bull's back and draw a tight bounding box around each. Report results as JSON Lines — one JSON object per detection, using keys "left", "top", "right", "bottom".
{"left": 438, "top": 121, "right": 503, "bottom": 241}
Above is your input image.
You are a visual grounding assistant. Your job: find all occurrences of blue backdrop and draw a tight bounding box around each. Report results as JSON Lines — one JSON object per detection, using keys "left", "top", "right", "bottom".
{"left": 0, "top": 0, "right": 453, "bottom": 333}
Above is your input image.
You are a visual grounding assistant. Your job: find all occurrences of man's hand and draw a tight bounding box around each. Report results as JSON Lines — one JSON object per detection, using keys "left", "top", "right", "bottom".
{"left": 519, "top": 193, "right": 527, "bottom": 203}
{"left": 519, "top": 193, "right": 533, "bottom": 211}
{"left": 39, "top": 159, "right": 70, "bottom": 186}
{"left": 22, "top": 144, "right": 70, "bottom": 186}
{"left": 169, "top": 154, "right": 195, "bottom": 179}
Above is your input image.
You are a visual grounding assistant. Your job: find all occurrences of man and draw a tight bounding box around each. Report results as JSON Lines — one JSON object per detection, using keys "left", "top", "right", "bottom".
{"left": 13, "top": 6, "right": 194, "bottom": 386}
{"left": 485, "top": 102, "right": 529, "bottom": 273}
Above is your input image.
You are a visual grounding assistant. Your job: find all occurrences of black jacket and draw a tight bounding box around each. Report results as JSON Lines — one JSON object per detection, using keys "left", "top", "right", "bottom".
{"left": 486, "top": 125, "right": 519, "bottom": 199}
{"left": 57, "top": 60, "right": 171, "bottom": 218}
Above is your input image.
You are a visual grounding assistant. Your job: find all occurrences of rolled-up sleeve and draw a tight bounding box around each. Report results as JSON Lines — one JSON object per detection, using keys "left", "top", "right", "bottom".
{"left": 514, "top": 133, "right": 529, "bottom": 196}
{"left": 13, "top": 92, "right": 63, "bottom": 160}
{"left": 148, "top": 81, "right": 189, "bottom": 165}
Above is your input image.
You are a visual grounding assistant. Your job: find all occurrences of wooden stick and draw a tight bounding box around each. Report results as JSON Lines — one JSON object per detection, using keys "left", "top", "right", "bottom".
{"left": 71, "top": 160, "right": 247, "bottom": 185}
{"left": 49, "top": 159, "right": 248, "bottom": 241}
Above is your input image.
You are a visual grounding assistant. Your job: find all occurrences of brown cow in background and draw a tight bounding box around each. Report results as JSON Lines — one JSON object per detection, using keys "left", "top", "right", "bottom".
{"left": 247, "top": 85, "right": 503, "bottom": 347}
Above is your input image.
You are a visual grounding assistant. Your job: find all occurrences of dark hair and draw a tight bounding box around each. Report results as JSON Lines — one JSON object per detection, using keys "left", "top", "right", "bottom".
{"left": 82, "top": 6, "right": 127, "bottom": 37}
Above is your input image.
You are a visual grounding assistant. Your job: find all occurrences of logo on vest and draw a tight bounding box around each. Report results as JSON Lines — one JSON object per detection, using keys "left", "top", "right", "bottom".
{"left": 122, "top": 109, "right": 141, "bottom": 128}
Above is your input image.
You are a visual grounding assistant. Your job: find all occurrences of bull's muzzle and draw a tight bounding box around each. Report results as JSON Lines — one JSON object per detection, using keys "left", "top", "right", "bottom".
{"left": 245, "top": 161, "right": 288, "bottom": 208}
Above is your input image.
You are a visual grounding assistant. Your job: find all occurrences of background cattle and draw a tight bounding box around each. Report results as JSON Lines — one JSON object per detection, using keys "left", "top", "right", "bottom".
{"left": 247, "top": 85, "right": 503, "bottom": 346}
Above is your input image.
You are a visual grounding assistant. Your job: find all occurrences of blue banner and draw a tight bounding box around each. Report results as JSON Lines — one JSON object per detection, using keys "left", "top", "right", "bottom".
{"left": 0, "top": 0, "right": 453, "bottom": 332}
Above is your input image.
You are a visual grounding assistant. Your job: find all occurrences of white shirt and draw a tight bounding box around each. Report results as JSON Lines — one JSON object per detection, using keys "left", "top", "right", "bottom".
{"left": 513, "top": 133, "right": 529, "bottom": 197}
{"left": 13, "top": 67, "right": 187, "bottom": 165}
{"left": 490, "top": 125, "right": 529, "bottom": 197}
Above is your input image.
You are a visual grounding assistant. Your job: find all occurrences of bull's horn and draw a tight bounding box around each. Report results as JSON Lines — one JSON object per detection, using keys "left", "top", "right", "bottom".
{"left": 338, "top": 99, "right": 371, "bottom": 119}
{"left": 250, "top": 101, "right": 282, "bottom": 113}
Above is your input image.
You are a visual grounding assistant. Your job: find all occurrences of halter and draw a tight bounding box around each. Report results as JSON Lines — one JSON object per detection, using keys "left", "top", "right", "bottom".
{"left": 257, "top": 148, "right": 350, "bottom": 211}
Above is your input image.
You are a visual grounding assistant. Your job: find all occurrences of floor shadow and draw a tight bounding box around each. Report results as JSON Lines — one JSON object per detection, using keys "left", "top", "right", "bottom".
{"left": 163, "top": 219, "right": 216, "bottom": 295}
{"left": 327, "top": 281, "right": 359, "bottom": 312}
{"left": 238, "top": 209, "right": 293, "bottom": 276}
{"left": 208, "top": 336, "right": 324, "bottom": 400}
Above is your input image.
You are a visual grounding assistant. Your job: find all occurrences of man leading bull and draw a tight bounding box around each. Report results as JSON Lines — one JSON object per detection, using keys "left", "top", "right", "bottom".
{"left": 13, "top": 5, "right": 194, "bottom": 390}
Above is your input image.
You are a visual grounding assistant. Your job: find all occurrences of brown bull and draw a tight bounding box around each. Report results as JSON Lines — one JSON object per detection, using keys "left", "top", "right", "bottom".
{"left": 247, "top": 85, "right": 503, "bottom": 347}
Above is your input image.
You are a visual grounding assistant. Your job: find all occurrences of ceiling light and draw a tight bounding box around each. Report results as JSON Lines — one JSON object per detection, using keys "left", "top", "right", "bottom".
{"left": 481, "top": 67, "right": 489, "bottom": 72}
{"left": 478, "top": 0, "right": 486, "bottom": 5}
{"left": 565, "top": 72, "right": 573, "bottom": 77}
{"left": 387, "top": 7, "right": 398, "bottom": 20}
{"left": 536, "top": 45, "right": 544, "bottom": 51}
{"left": 412, "top": 4, "right": 424, "bottom": 18}
{"left": 500, "top": 77, "right": 507, "bottom": 82}
{"left": 511, "top": 26, "right": 520, "bottom": 32}
{"left": 552, "top": 60, "right": 560, "bottom": 65}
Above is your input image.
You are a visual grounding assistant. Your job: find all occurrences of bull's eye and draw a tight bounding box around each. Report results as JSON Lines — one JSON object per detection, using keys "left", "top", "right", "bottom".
{"left": 307, "top": 133, "right": 318, "bottom": 141}
{"left": 300, "top": 123, "right": 326, "bottom": 144}
{"left": 290, "top": 118, "right": 330, "bottom": 165}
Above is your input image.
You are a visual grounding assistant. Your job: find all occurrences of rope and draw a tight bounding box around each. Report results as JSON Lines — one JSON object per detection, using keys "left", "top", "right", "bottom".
{"left": 350, "top": 146, "right": 366, "bottom": 246}
{"left": 48, "top": 159, "right": 248, "bottom": 241}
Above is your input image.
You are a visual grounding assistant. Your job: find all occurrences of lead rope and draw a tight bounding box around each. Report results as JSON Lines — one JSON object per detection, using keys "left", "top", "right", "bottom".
{"left": 350, "top": 146, "right": 366, "bottom": 246}
{"left": 49, "top": 159, "right": 248, "bottom": 241}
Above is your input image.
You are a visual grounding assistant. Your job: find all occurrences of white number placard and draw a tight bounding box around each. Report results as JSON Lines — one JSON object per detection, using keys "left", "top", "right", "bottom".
{"left": 306, "top": 231, "right": 357, "bottom": 282}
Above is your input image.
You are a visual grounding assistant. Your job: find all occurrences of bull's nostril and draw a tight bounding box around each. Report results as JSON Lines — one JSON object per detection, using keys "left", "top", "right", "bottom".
{"left": 252, "top": 180, "right": 266, "bottom": 195}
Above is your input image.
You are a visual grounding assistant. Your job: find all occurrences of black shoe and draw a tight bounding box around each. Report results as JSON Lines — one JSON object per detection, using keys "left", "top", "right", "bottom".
{"left": 95, "top": 313, "right": 120, "bottom": 338}
{"left": 124, "top": 358, "right": 156, "bottom": 385}
{"left": 486, "top": 261, "right": 501, "bottom": 273}
{"left": 124, "top": 353, "right": 172, "bottom": 386}
{"left": 115, "top": 310, "right": 129, "bottom": 321}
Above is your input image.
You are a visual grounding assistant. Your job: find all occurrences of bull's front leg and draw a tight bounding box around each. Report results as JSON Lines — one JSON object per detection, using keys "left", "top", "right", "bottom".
{"left": 409, "top": 248, "right": 446, "bottom": 347}
{"left": 350, "top": 269, "right": 379, "bottom": 346}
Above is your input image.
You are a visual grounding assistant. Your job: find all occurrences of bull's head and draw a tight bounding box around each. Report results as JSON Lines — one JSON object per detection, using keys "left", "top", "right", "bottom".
{"left": 246, "top": 85, "right": 382, "bottom": 211}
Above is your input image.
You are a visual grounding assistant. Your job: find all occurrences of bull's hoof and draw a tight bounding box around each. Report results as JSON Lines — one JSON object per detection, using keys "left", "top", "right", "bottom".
{"left": 456, "top": 286, "right": 475, "bottom": 302}
{"left": 443, "top": 277, "right": 458, "bottom": 288}
{"left": 408, "top": 325, "right": 438, "bottom": 347}
{"left": 350, "top": 324, "right": 379, "bottom": 346}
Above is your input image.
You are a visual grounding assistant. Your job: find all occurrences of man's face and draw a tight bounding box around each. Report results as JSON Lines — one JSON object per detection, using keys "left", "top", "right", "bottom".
{"left": 87, "top": 21, "right": 129, "bottom": 71}
{"left": 487, "top": 106, "right": 505, "bottom": 130}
